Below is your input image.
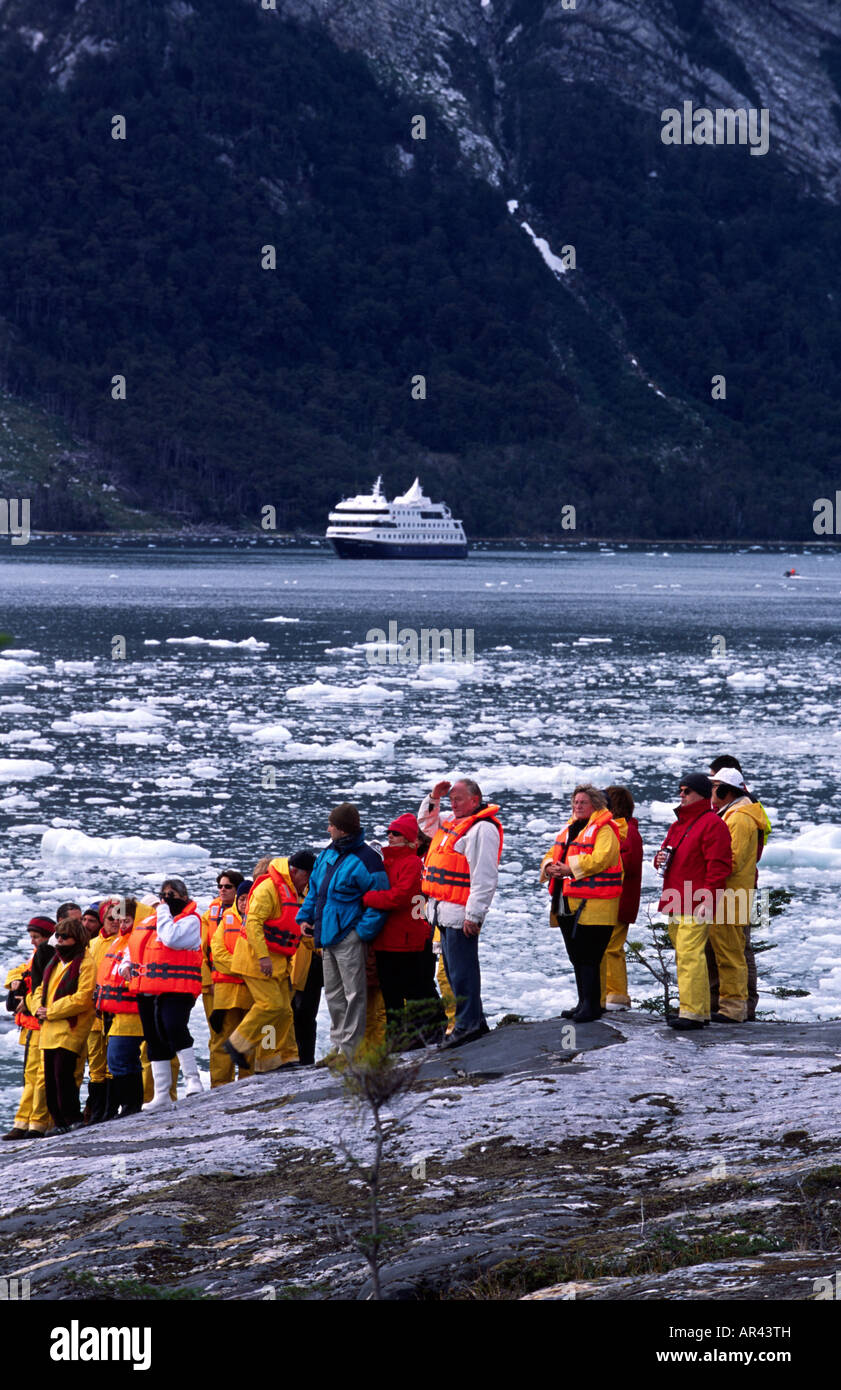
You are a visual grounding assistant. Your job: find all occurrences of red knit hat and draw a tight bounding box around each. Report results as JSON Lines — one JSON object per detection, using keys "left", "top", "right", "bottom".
{"left": 27, "top": 915, "right": 55, "bottom": 936}
{"left": 387, "top": 813, "right": 420, "bottom": 842}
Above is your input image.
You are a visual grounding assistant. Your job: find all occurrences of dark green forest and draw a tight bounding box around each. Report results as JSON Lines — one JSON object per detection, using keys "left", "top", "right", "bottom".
{"left": 0, "top": 0, "right": 839, "bottom": 537}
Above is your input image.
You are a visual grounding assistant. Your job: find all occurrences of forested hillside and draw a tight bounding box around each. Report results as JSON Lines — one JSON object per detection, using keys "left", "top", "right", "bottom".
{"left": 0, "top": 0, "right": 839, "bottom": 537}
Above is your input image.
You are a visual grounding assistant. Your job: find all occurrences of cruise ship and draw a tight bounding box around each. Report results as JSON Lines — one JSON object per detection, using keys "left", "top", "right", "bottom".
{"left": 326, "top": 477, "right": 469, "bottom": 559}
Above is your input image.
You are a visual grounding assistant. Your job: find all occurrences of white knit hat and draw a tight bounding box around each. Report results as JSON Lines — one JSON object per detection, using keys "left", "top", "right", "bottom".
{"left": 710, "top": 765, "right": 746, "bottom": 791}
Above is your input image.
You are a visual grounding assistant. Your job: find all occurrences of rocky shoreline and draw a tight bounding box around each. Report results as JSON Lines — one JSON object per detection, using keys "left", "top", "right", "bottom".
{"left": 2, "top": 1013, "right": 839, "bottom": 1301}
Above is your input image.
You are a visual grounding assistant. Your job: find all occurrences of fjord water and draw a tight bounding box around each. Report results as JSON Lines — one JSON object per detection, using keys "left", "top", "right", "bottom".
{"left": 1, "top": 540, "right": 839, "bottom": 1123}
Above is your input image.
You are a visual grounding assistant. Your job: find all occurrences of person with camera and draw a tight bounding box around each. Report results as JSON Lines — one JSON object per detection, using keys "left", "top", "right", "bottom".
{"left": 655, "top": 774, "right": 732, "bottom": 1031}
{"left": 120, "top": 878, "right": 204, "bottom": 1111}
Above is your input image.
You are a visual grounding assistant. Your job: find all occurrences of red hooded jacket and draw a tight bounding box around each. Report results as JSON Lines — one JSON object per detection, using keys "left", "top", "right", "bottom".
{"left": 657, "top": 798, "right": 732, "bottom": 916}
{"left": 362, "top": 844, "right": 427, "bottom": 952}
{"left": 618, "top": 817, "right": 643, "bottom": 924}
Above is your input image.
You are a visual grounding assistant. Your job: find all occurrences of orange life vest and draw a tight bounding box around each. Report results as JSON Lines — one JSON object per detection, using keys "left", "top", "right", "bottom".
{"left": 14, "top": 954, "right": 39, "bottom": 1032}
{"left": 126, "top": 902, "right": 203, "bottom": 996}
{"left": 94, "top": 934, "right": 138, "bottom": 1015}
{"left": 212, "top": 907, "right": 245, "bottom": 983}
{"left": 421, "top": 805, "right": 503, "bottom": 905}
{"left": 550, "top": 811, "right": 623, "bottom": 900}
{"left": 241, "top": 864, "right": 301, "bottom": 956}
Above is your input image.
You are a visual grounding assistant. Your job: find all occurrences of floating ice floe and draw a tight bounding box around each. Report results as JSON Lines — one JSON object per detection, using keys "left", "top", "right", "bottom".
{"left": 62, "top": 708, "right": 166, "bottom": 729}
{"left": 0, "top": 660, "right": 36, "bottom": 679}
{"left": 648, "top": 799, "right": 677, "bottom": 823}
{"left": 762, "top": 825, "right": 841, "bottom": 872}
{"left": 0, "top": 758, "right": 54, "bottom": 782}
{"left": 40, "top": 828, "right": 210, "bottom": 865}
{"left": 279, "top": 739, "right": 396, "bottom": 762}
{"left": 251, "top": 724, "right": 293, "bottom": 743}
{"left": 349, "top": 779, "right": 392, "bottom": 795}
{"left": 1, "top": 649, "right": 39, "bottom": 659}
{"left": 472, "top": 762, "right": 617, "bottom": 795}
{"left": 726, "top": 671, "right": 767, "bottom": 689}
{"left": 285, "top": 680, "right": 402, "bottom": 703}
{"left": 115, "top": 731, "right": 165, "bottom": 746}
{"left": 165, "top": 636, "right": 268, "bottom": 650}
{"left": 262, "top": 616, "right": 301, "bottom": 624}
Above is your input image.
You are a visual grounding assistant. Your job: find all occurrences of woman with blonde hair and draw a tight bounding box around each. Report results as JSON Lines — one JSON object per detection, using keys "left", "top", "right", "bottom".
{"left": 541, "top": 783, "right": 625, "bottom": 1023}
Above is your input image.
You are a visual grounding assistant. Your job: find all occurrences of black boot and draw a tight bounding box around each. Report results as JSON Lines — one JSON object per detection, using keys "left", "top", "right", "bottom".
{"left": 85, "top": 1080, "right": 108, "bottom": 1124}
{"left": 120, "top": 1073, "right": 144, "bottom": 1117}
{"left": 571, "top": 964, "right": 603, "bottom": 1023}
{"left": 103, "top": 1078, "right": 120, "bottom": 1121}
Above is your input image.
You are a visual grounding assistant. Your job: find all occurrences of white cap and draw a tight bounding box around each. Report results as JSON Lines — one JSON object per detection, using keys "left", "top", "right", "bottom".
{"left": 710, "top": 765, "right": 746, "bottom": 791}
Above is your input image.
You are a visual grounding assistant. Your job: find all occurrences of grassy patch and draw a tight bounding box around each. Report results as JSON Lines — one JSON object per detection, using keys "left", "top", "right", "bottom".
{"left": 65, "top": 1270, "right": 209, "bottom": 1301}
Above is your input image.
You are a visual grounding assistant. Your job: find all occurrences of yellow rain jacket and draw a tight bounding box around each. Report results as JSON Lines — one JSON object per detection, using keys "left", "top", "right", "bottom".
{"left": 210, "top": 909, "right": 251, "bottom": 1010}
{"left": 717, "top": 797, "right": 769, "bottom": 925}
{"left": 230, "top": 857, "right": 300, "bottom": 981}
{"left": 34, "top": 948, "right": 97, "bottom": 1054}
{"left": 540, "top": 814, "right": 626, "bottom": 926}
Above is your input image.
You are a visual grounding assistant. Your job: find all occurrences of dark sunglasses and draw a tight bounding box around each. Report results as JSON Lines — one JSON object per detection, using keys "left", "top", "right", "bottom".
{"left": 55, "top": 932, "right": 74, "bottom": 940}
{"left": 218, "top": 882, "right": 236, "bottom": 890}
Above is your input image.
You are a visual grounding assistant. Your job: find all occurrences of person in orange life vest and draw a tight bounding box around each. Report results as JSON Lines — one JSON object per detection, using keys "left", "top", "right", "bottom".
{"left": 33, "top": 917, "right": 97, "bottom": 1132}
{"left": 225, "top": 853, "right": 314, "bottom": 1074}
{"left": 283, "top": 853, "right": 323, "bottom": 1066}
{"left": 418, "top": 778, "right": 502, "bottom": 1049}
{"left": 84, "top": 898, "right": 123, "bottom": 1124}
{"left": 600, "top": 786, "right": 643, "bottom": 1010}
{"left": 655, "top": 773, "right": 732, "bottom": 1030}
{"left": 201, "top": 870, "right": 244, "bottom": 1026}
{"left": 119, "top": 877, "right": 204, "bottom": 1111}
{"left": 95, "top": 898, "right": 147, "bottom": 1118}
{"left": 3, "top": 916, "right": 55, "bottom": 1139}
{"left": 205, "top": 879, "right": 253, "bottom": 1086}
{"left": 541, "top": 784, "right": 625, "bottom": 1024}
{"left": 363, "top": 813, "right": 446, "bottom": 1046}
{"left": 706, "top": 754, "right": 770, "bottom": 1022}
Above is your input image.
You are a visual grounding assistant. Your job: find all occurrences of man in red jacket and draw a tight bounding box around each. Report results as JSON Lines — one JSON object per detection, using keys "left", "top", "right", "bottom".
{"left": 655, "top": 773, "right": 732, "bottom": 1031}
{"left": 362, "top": 814, "right": 445, "bottom": 1046}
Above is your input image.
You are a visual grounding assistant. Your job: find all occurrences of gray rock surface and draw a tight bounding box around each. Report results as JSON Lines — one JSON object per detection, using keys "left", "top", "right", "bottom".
{"left": 3, "top": 1012, "right": 840, "bottom": 1300}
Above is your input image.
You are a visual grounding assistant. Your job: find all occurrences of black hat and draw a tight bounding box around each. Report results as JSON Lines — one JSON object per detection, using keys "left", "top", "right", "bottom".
{"left": 289, "top": 850, "right": 316, "bottom": 874}
{"left": 680, "top": 772, "right": 712, "bottom": 798}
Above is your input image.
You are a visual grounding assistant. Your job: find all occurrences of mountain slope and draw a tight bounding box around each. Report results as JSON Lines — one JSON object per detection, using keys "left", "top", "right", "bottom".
{"left": 0, "top": 0, "right": 839, "bottom": 538}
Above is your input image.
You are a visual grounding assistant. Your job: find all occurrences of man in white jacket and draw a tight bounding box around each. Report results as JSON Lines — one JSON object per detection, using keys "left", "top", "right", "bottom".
{"left": 119, "top": 878, "right": 204, "bottom": 1111}
{"left": 418, "top": 778, "right": 502, "bottom": 1048}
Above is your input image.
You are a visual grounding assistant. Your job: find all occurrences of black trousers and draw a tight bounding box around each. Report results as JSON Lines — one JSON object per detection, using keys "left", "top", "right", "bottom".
{"left": 376, "top": 948, "right": 446, "bottom": 1040}
{"left": 136, "top": 992, "right": 195, "bottom": 1062}
{"left": 559, "top": 917, "right": 613, "bottom": 1011}
{"left": 292, "top": 951, "right": 324, "bottom": 1065}
{"left": 42, "top": 1047, "right": 82, "bottom": 1129}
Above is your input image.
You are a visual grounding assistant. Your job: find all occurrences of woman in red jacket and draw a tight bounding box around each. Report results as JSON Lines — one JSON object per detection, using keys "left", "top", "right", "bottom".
{"left": 362, "top": 814, "right": 445, "bottom": 1046}
{"left": 602, "top": 786, "right": 644, "bottom": 1009}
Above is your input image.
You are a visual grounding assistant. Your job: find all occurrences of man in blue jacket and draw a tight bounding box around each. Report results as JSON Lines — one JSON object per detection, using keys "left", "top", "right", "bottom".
{"left": 297, "top": 803, "right": 388, "bottom": 1063}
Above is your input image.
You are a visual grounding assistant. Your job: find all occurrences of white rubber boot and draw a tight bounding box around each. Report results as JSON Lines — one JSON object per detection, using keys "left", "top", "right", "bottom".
{"left": 142, "top": 1060, "right": 176, "bottom": 1113}
{"left": 178, "top": 1047, "right": 204, "bottom": 1097}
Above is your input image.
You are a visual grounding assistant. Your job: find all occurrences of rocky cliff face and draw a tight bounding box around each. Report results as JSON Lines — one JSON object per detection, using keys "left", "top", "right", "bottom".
{"left": 270, "top": 0, "right": 841, "bottom": 199}
{"left": 6, "top": 0, "right": 841, "bottom": 197}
